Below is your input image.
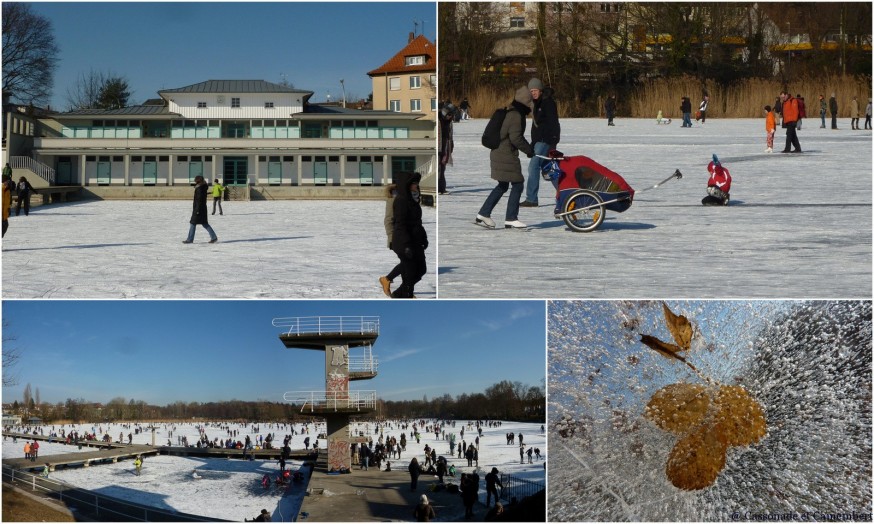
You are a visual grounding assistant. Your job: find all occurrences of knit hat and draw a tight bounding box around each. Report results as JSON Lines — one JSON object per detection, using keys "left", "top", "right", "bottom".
{"left": 527, "top": 78, "right": 544, "bottom": 90}
{"left": 514, "top": 86, "right": 533, "bottom": 107}
{"left": 420, "top": 494, "right": 429, "bottom": 504}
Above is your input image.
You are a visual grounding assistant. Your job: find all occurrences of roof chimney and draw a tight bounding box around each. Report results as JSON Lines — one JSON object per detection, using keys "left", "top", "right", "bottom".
{"left": 409, "top": 32, "right": 415, "bottom": 43}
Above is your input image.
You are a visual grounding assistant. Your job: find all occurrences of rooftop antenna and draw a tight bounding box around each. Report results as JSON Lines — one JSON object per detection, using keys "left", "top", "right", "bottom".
{"left": 413, "top": 19, "right": 419, "bottom": 36}
{"left": 279, "top": 73, "right": 288, "bottom": 86}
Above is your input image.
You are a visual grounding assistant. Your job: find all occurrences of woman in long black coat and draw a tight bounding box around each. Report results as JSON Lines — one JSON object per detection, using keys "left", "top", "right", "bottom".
{"left": 184, "top": 175, "right": 218, "bottom": 243}
{"left": 408, "top": 457, "right": 421, "bottom": 491}
{"left": 391, "top": 171, "right": 427, "bottom": 298}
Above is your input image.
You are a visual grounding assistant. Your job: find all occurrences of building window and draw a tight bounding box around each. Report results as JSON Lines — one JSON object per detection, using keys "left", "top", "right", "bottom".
{"left": 510, "top": 17, "right": 525, "bottom": 28}
{"left": 265, "top": 102, "right": 274, "bottom": 108}
{"left": 430, "top": 74, "right": 437, "bottom": 87}
{"left": 410, "top": 99, "right": 422, "bottom": 112}
{"left": 231, "top": 97, "right": 241, "bottom": 108}
{"left": 410, "top": 76, "right": 421, "bottom": 89}
{"left": 389, "top": 77, "right": 400, "bottom": 91}
{"left": 405, "top": 55, "right": 425, "bottom": 66}
{"left": 389, "top": 100, "right": 401, "bottom": 112}
{"left": 197, "top": 102, "right": 207, "bottom": 108}
{"left": 431, "top": 98, "right": 437, "bottom": 111}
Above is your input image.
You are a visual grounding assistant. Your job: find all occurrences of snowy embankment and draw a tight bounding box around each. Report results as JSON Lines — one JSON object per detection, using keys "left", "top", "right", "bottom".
{"left": 438, "top": 118, "right": 872, "bottom": 298}
{"left": 1, "top": 199, "right": 436, "bottom": 299}
{"left": 3, "top": 419, "right": 545, "bottom": 521}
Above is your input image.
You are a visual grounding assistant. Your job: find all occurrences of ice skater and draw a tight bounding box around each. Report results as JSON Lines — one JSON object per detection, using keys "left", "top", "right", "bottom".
{"left": 211, "top": 178, "right": 226, "bottom": 215}
{"left": 183, "top": 175, "right": 218, "bottom": 244}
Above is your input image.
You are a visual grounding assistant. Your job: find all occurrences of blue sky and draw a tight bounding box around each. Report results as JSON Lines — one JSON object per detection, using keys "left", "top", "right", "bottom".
{"left": 2, "top": 300, "right": 546, "bottom": 405}
{"left": 27, "top": 2, "right": 436, "bottom": 111}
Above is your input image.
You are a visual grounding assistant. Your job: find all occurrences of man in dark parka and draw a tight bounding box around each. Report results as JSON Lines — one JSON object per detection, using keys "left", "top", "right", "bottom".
{"left": 183, "top": 175, "right": 218, "bottom": 243}
{"left": 391, "top": 171, "right": 427, "bottom": 298}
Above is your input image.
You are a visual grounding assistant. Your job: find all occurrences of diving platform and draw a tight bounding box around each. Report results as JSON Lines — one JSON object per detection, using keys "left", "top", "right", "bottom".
{"left": 273, "top": 316, "right": 379, "bottom": 349}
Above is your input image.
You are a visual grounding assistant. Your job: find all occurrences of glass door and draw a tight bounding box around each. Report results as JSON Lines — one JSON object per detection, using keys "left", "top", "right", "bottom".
{"left": 223, "top": 156, "right": 248, "bottom": 186}
{"left": 143, "top": 158, "right": 157, "bottom": 185}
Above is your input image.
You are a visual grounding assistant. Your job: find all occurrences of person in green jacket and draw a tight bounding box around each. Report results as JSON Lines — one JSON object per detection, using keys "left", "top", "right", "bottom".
{"left": 211, "top": 178, "right": 226, "bottom": 215}
{"left": 2, "top": 163, "right": 12, "bottom": 179}
{"left": 134, "top": 456, "right": 142, "bottom": 476}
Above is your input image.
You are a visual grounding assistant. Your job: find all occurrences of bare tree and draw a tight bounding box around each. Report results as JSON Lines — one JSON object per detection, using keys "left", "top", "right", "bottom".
{"left": 2, "top": 320, "right": 21, "bottom": 387}
{"left": 66, "top": 70, "right": 131, "bottom": 111}
{"left": 2, "top": 3, "right": 59, "bottom": 106}
{"left": 438, "top": 2, "right": 504, "bottom": 100}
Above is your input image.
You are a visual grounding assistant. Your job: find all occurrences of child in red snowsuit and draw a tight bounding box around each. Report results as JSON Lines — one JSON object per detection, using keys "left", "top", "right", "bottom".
{"left": 702, "top": 155, "right": 731, "bottom": 206}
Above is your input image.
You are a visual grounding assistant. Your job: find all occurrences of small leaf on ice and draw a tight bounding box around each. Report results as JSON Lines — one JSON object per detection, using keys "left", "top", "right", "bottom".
{"left": 662, "top": 302, "right": 693, "bottom": 350}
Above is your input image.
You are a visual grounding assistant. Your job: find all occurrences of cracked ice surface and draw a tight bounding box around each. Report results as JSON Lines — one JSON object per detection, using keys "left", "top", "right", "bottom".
{"left": 547, "top": 300, "right": 872, "bottom": 521}
{"left": 1, "top": 200, "right": 435, "bottom": 299}
{"left": 438, "top": 118, "right": 872, "bottom": 298}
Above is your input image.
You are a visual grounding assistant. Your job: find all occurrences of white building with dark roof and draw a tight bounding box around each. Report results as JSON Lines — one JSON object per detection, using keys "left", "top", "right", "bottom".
{"left": 5, "top": 79, "right": 435, "bottom": 200}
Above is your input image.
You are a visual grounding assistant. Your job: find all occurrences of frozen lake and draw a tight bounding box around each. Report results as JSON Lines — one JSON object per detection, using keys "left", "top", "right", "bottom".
{"left": 1, "top": 200, "right": 436, "bottom": 299}
{"left": 4, "top": 419, "right": 545, "bottom": 521}
{"left": 438, "top": 118, "right": 872, "bottom": 298}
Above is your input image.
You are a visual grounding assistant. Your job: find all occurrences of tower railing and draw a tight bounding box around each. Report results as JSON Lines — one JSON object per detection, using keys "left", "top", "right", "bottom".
{"left": 272, "top": 316, "right": 380, "bottom": 336}
{"left": 348, "top": 344, "right": 379, "bottom": 374}
{"left": 282, "top": 390, "right": 377, "bottom": 413}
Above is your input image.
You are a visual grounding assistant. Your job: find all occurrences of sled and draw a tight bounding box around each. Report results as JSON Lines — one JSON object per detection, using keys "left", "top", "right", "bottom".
{"left": 539, "top": 151, "right": 682, "bottom": 232}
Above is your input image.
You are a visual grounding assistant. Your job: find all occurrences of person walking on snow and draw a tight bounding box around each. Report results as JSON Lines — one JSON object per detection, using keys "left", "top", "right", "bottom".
{"left": 604, "top": 94, "right": 616, "bottom": 126}
{"left": 850, "top": 96, "right": 860, "bottom": 130}
{"left": 2, "top": 173, "right": 11, "bottom": 238}
{"left": 390, "top": 171, "right": 428, "bottom": 299}
{"left": 485, "top": 467, "right": 503, "bottom": 507}
{"left": 211, "top": 178, "right": 226, "bottom": 215}
{"left": 183, "top": 175, "right": 218, "bottom": 243}
{"left": 521, "top": 78, "right": 560, "bottom": 208}
{"left": 379, "top": 183, "right": 402, "bottom": 297}
{"left": 475, "top": 86, "right": 534, "bottom": 230}
{"left": 829, "top": 93, "right": 839, "bottom": 129}
{"left": 15, "top": 176, "right": 37, "bottom": 216}
{"left": 796, "top": 94, "right": 806, "bottom": 130}
{"left": 779, "top": 91, "right": 801, "bottom": 153}
{"left": 697, "top": 95, "right": 709, "bottom": 124}
{"left": 819, "top": 94, "right": 827, "bottom": 128}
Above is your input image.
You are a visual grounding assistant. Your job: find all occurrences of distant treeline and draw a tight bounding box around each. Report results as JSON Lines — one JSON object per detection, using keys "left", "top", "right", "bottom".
{"left": 6, "top": 380, "right": 545, "bottom": 424}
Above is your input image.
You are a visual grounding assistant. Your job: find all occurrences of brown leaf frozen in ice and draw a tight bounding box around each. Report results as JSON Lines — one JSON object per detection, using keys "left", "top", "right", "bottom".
{"left": 713, "top": 385, "right": 767, "bottom": 447}
{"left": 645, "top": 383, "right": 710, "bottom": 434}
{"left": 662, "top": 302, "right": 693, "bottom": 350}
{"left": 640, "top": 334, "right": 686, "bottom": 361}
{"left": 665, "top": 423, "right": 728, "bottom": 490}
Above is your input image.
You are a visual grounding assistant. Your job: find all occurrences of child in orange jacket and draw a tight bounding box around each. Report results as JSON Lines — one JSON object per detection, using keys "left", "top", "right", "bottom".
{"left": 764, "top": 105, "right": 776, "bottom": 153}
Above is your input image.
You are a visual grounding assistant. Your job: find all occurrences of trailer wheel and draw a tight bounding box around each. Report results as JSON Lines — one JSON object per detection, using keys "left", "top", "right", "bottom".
{"left": 563, "top": 189, "right": 605, "bottom": 232}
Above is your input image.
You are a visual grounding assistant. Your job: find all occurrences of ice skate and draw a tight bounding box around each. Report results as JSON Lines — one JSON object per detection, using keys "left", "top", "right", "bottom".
{"left": 475, "top": 215, "right": 496, "bottom": 229}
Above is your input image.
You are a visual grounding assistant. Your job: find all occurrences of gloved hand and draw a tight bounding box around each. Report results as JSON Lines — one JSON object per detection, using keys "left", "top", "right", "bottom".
{"left": 404, "top": 247, "right": 413, "bottom": 259}
{"left": 526, "top": 151, "right": 534, "bottom": 158}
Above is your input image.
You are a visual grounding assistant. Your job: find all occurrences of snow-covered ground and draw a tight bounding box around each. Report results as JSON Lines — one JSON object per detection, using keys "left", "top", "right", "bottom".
{"left": 1, "top": 200, "right": 436, "bottom": 299}
{"left": 3, "top": 419, "right": 545, "bottom": 521}
{"left": 438, "top": 118, "right": 872, "bottom": 298}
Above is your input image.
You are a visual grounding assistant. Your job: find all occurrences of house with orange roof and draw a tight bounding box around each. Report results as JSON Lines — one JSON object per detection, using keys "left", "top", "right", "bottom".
{"left": 368, "top": 33, "right": 437, "bottom": 122}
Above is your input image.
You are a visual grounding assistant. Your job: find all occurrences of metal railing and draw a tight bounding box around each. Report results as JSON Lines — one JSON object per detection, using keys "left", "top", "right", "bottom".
{"left": 282, "top": 390, "right": 377, "bottom": 413}
{"left": 272, "top": 316, "right": 380, "bottom": 336}
{"left": 415, "top": 157, "right": 435, "bottom": 177}
{"left": 348, "top": 344, "right": 379, "bottom": 374}
{"left": 2, "top": 466, "right": 221, "bottom": 521}
{"left": 11, "top": 156, "right": 55, "bottom": 184}
{"left": 499, "top": 473, "right": 545, "bottom": 504}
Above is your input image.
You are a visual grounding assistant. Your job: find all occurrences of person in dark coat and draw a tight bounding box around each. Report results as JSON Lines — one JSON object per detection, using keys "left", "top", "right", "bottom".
{"left": 413, "top": 494, "right": 436, "bottom": 521}
{"left": 829, "top": 93, "right": 839, "bottom": 129}
{"left": 438, "top": 102, "right": 456, "bottom": 195}
{"left": 408, "top": 456, "right": 421, "bottom": 491}
{"left": 390, "top": 171, "right": 428, "bottom": 299}
{"left": 476, "top": 86, "right": 534, "bottom": 230}
{"left": 485, "top": 467, "right": 503, "bottom": 507}
{"left": 461, "top": 471, "right": 480, "bottom": 519}
{"left": 522, "top": 78, "right": 560, "bottom": 207}
{"left": 605, "top": 95, "right": 617, "bottom": 126}
{"left": 680, "top": 97, "right": 693, "bottom": 127}
{"left": 380, "top": 183, "right": 402, "bottom": 297}
{"left": 183, "top": 175, "right": 217, "bottom": 243}
{"left": 15, "top": 176, "right": 37, "bottom": 216}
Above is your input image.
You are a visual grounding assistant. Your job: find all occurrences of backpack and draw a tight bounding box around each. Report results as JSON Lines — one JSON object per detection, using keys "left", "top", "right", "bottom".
{"left": 481, "top": 108, "right": 508, "bottom": 149}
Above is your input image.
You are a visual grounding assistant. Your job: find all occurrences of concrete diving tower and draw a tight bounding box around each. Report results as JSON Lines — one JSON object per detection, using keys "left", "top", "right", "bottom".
{"left": 273, "top": 316, "right": 380, "bottom": 472}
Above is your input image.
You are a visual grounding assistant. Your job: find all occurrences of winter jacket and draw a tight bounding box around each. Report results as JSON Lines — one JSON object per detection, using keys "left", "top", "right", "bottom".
{"left": 765, "top": 111, "right": 776, "bottom": 133}
{"left": 489, "top": 101, "right": 533, "bottom": 183}
{"left": 850, "top": 98, "right": 859, "bottom": 118}
{"left": 707, "top": 162, "right": 731, "bottom": 195}
{"left": 866, "top": 101, "right": 872, "bottom": 117}
{"left": 829, "top": 96, "right": 838, "bottom": 115}
{"left": 605, "top": 97, "right": 616, "bottom": 116}
{"left": 413, "top": 503, "right": 436, "bottom": 522}
{"left": 211, "top": 182, "right": 226, "bottom": 198}
{"left": 797, "top": 98, "right": 806, "bottom": 118}
{"left": 699, "top": 98, "right": 709, "bottom": 112}
{"left": 383, "top": 184, "right": 397, "bottom": 249}
{"left": 531, "top": 87, "right": 560, "bottom": 146}
{"left": 16, "top": 179, "right": 35, "bottom": 196}
{"left": 190, "top": 182, "right": 210, "bottom": 225}
{"left": 680, "top": 98, "right": 692, "bottom": 114}
{"left": 391, "top": 172, "right": 427, "bottom": 258}
{"left": 781, "top": 96, "right": 799, "bottom": 124}
{"left": 820, "top": 98, "right": 827, "bottom": 114}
